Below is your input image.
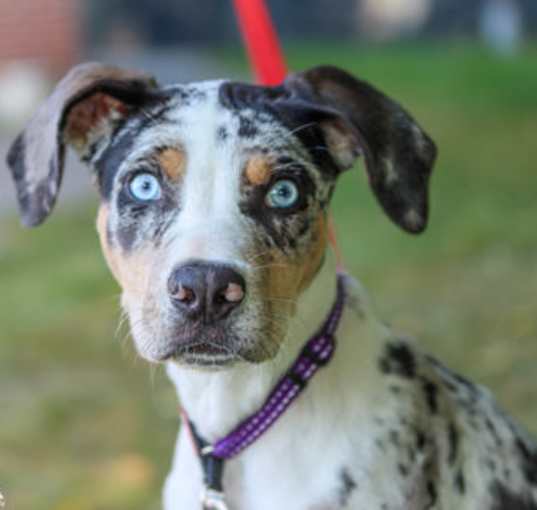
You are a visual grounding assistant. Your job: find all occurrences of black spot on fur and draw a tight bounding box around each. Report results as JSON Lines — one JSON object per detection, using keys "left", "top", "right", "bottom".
{"left": 216, "top": 125, "right": 229, "bottom": 141}
{"left": 421, "top": 378, "right": 439, "bottom": 414}
{"left": 448, "top": 422, "right": 459, "bottom": 464}
{"left": 487, "top": 458, "right": 498, "bottom": 473}
{"left": 338, "top": 468, "right": 357, "bottom": 506}
{"left": 486, "top": 417, "right": 503, "bottom": 447}
{"left": 454, "top": 469, "right": 466, "bottom": 494}
{"left": 375, "top": 438, "right": 386, "bottom": 451}
{"left": 398, "top": 463, "right": 409, "bottom": 477}
{"left": 516, "top": 437, "right": 537, "bottom": 486}
{"left": 6, "top": 133, "right": 26, "bottom": 183}
{"left": 238, "top": 116, "right": 258, "bottom": 138}
{"left": 490, "top": 481, "right": 537, "bottom": 510}
{"left": 379, "top": 341, "right": 416, "bottom": 379}
{"left": 416, "top": 429, "right": 427, "bottom": 451}
{"left": 389, "top": 429, "right": 400, "bottom": 447}
{"left": 426, "top": 481, "right": 438, "bottom": 509}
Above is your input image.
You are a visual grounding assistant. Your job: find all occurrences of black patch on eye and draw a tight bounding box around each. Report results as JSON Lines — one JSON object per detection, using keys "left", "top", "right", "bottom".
{"left": 379, "top": 341, "right": 416, "bottom": 379}
{"left": 114, "top": 169, "right": 179, "bottom": 251}
{"left": 94, "top": 96, "right": 173, "bottom": 200}
{"left": 239, "top": 162, "right": 316, "bottom": 252}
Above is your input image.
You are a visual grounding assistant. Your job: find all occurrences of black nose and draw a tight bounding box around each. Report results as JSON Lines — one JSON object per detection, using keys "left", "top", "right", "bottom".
{"left": 167, "top": 262, "right": 246, "bottom": 322}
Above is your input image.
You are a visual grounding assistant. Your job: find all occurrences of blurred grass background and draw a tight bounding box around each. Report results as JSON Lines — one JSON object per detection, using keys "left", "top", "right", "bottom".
{"left": 1, "top": 42, "right": 537, "bottom": 509}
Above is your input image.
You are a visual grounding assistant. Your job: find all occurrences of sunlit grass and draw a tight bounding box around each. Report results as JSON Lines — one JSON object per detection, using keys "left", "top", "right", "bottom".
{"left": 1, "top": 42, "right": 537, "bottom": 509}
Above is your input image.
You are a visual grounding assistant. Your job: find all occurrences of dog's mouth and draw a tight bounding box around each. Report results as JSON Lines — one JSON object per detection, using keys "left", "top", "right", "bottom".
{"left": 163, "top": 341, "right": 234, "bottom": 362}
{"left": 159, "top": 328, "right": 242, "bottom": 366}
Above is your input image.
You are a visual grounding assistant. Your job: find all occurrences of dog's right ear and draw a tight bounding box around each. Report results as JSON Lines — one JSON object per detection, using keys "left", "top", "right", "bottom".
{"left": 6, "top": 62, "right": 159, "bottom": 227}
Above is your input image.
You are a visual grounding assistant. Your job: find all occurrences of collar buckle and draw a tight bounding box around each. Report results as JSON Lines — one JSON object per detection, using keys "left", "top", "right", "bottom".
{"left": 201, "top": 487, "right": 229, "bottom": 510}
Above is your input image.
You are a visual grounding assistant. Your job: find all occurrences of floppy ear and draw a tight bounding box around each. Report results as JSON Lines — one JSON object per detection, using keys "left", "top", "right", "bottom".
{"left": 284, "top": 65, "right": 437, "bottom": 233}
{"left": 6, "top": 62, "right": 159, "bottom": 227}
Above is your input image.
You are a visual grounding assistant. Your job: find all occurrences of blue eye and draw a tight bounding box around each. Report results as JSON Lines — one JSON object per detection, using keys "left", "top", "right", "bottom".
{"left": 265, "top": 179, "right": 299, "bottom": 209}
{"left": 129, "top": 173, "right": 161, "bottom": 202}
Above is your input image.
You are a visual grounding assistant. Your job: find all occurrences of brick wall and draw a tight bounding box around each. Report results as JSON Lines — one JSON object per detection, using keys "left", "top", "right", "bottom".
{"left": 0, "top": 0, "right": 81, "bottom": 76}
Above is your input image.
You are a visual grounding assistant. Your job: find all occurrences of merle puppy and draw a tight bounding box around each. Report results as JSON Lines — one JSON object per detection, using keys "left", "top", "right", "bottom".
{"left": 7, "top": 63, "right": 537, "bottom": 509}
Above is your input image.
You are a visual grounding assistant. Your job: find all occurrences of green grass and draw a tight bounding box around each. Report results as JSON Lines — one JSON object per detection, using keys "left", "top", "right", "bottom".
{"left": 1, "top": 42, "right": 537, "bottom": 509}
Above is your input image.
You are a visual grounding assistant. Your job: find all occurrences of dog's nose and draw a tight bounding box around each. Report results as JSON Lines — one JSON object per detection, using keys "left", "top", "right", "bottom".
{"left": 167, "top": 262, "right": 246, "bottom": 322}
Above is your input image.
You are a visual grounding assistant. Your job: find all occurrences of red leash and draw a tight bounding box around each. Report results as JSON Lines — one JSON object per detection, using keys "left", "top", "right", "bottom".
{"left": 232, "top": 0, "right": 287, "bottom": 85}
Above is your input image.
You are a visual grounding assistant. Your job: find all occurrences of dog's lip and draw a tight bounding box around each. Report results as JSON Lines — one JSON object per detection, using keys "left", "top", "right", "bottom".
{"left": 161, "top": 340, "right": 232, "bottom": 361}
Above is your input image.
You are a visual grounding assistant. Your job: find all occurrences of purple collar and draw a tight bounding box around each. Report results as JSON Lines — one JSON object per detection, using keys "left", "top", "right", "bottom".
{"left": 183, "top": 273, "right": 347, "bottom": 509}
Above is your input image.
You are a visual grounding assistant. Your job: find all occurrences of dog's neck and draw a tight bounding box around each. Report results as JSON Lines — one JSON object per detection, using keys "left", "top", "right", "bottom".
{"left": 166, "top": 252, "right": 383, "bottom": 441}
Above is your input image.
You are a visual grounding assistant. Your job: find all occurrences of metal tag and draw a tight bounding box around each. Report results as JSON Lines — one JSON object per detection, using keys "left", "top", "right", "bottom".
{"left": 201, "top": 487, "right": 229, "bottom": 510}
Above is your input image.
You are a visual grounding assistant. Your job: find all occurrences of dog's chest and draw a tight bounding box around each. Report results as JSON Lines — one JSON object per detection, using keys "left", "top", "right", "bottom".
{"left": 219, "top": 421, "right": 415, "bottom": 510}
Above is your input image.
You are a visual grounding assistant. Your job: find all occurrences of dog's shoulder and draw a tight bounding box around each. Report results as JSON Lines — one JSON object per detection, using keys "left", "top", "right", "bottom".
{"left": 374, "top": 336, "right": 537, "bottom": 509}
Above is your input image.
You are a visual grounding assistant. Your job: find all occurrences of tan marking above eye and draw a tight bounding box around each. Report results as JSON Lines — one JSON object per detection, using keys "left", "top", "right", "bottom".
{"left": 245, "top": 154, "right": 272, "bottom": 186}
{"left": 158, "top": 147, "right": 186, "bottom": 181}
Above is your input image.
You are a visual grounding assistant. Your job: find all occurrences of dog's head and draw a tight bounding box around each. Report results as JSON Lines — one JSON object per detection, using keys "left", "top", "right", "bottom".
{"left": 7, "top": 63, "right": 436, "bottom": 367}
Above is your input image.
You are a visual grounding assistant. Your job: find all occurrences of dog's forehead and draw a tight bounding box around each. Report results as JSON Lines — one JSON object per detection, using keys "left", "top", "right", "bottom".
{"left": 142, "top": 80, "right": 302, "bottom": 153}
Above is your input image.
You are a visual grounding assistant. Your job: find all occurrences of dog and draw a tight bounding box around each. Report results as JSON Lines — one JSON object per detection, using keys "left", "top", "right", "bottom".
{"left": 6, "top": 62, "right": 537, "bottom": 510}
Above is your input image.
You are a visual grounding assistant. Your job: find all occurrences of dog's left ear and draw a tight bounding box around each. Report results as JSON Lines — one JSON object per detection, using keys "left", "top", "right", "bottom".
{"left": 6, "top": 62, "right": 159, "bottom": 227}
{"left": 284, "top": 65, "right": 437, "bottom": 233}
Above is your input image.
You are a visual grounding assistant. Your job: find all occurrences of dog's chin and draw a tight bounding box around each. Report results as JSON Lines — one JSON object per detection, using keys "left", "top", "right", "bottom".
{"left": 143, "top": 329, "right": 277, "bottom": 369}
{"left": 161, "top": 340, "right": 239, "bottom": 368}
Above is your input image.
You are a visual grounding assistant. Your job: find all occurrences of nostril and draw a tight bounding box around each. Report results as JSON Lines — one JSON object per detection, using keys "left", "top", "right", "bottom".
{"left": 171, "top": 284, "right": 196, "bottom": 305}
{"left": 222, "top": 282, "right": 245, "bottom": 304}
{"left": 213, "top": 283, "right": 244, "bottom": 307}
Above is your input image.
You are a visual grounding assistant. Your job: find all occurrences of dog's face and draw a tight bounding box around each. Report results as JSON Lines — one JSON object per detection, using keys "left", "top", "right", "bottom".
{"left": 7, "top": 63, "right": 436, "bottom": 367}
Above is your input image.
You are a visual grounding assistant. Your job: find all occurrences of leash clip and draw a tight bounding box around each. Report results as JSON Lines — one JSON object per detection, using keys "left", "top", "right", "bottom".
{"left": 201, "top": 487, "right": 229, "bottom": 510}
